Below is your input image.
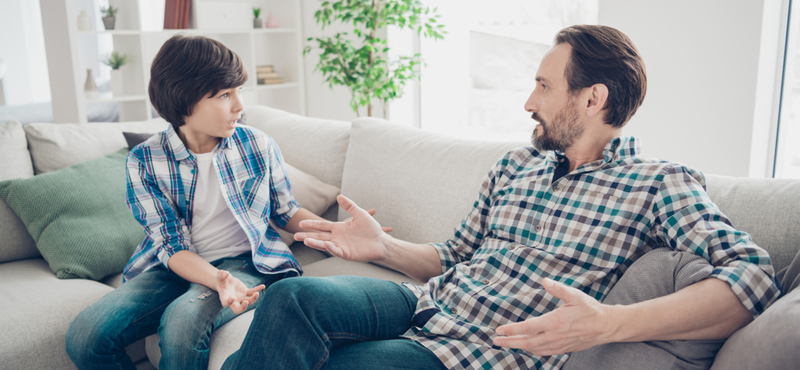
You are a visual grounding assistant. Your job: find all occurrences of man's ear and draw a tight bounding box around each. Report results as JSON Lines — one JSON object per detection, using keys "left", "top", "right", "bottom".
{"left": 585, "top": 83, "right": 609, "bottom": 118}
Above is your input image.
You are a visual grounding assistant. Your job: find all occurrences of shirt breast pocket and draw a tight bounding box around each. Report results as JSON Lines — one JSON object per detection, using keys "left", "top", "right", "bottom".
{"left": 240, "top": 176, "right": 270, "bottom": 217}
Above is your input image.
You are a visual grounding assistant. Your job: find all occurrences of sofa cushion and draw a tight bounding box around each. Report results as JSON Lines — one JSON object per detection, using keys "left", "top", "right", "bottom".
{"left": 0, "top": 148, "right": 142, "bottom": 280}
{"left": 340, "top": 118, "right": 528, "bottom": 244}
{"left": 705, "top": 174, "right": 800, "bottom": 273}
{"left": 24, "top": 118, "right": 168, "bottom": 174}
{"left": 0, "top": 259, "right": 147, "bottom": 369}
{"left": 710, "top": 286, "right": 800, "bottom": 369}
{"left": 0, "top": 120, "right": 39, "bottom": 263}
{"left": 242, "top": 106, "right": 351, "bottom": 189}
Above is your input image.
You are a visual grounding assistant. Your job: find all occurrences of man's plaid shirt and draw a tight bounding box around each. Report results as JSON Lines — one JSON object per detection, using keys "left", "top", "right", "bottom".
{"left": 402, "top": 136, "right": 779, "bottom": 370}
{"left": 123, "top": 124, "right": 300, "bottom": 282}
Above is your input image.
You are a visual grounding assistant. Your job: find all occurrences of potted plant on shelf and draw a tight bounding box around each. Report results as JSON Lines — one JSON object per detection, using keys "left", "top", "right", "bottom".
{"left": 253, "top": 7, "right": 262, "bottom": 28}
{"left": 102, "top": 51, "right": 128, "bottom": 96}
{"left": 100, "top": 5, "right": 118, "bottom": 30}
{"left": 304, "top": 0, "right": 445, "bottom": 118}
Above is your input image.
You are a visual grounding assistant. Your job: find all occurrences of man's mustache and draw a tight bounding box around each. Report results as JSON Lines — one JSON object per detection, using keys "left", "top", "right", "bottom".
{"left": 531, "top": 112, "right": 545, "bottom": 126}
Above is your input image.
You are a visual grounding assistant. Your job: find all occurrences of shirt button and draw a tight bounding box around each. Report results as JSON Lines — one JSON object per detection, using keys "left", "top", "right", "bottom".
{"left": 450, "top": 307, "right": 458, "bottom": 314}
{"left": 483, "top": 279, "right": 490, "bottom": 285}
{"left": 535, "top": 224, "right": 542, "bottom": 232}
{"left": 190, "top": 169, "right": 196, "bottom": 174}
{"left": 508, "top": 245, "right": 516, "bottom": 250}
{"left": 553, "top": 185, "right": 559, "bottom": 191}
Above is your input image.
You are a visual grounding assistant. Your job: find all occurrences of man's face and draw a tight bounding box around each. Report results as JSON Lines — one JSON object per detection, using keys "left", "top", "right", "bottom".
{"left": 183, "top": 86, "right": 245, "bottom": 142}
{"left": 525, "top": 43, "right": 585, "bottom": 152}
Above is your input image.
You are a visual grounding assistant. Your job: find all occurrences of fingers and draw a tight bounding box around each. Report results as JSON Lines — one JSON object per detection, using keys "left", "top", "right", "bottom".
{"left": 294, "top": 231, "right": 333, "bottom": 242}
{"left": 246, "top": 284, "right": 266, "bottom": 295}
{"left": 381, "top": 226, "right": 393, "bottom": 232}
{"left": 303, "top": 238, "right": 344, "bottom": 259}
{"left": 337, "top": 195, "right": 363, "bottom": 218}
{"left": 367, "top": 208, "right": 376, "bottom": 216}
{"left": 298, "top": 219, "right": 335, "bottom": 232}
{"left": 541, "top": 278, "right": 581, "bottom": 304}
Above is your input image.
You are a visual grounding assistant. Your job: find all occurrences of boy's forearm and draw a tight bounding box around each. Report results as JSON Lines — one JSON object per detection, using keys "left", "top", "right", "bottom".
{"left": 167, "top": 250, "right": 220, "bottom": 290}
{"left": 282, "top": 208, "right": 324, "bottom": 234}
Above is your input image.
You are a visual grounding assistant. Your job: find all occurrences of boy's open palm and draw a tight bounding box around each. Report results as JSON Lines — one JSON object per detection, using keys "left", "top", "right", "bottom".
{"left": 215, "top": 270, "right": 265, "bottom": 315}
{"left": 295, "top": 195, "right": 388, "bottom": 263}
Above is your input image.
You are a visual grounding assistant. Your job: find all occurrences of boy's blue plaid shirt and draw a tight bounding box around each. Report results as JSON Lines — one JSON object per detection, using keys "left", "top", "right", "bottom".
{"left": 122, "top": 124, "right": 300, "bottom": 282}
{"left": 402, "top": 136, "right": 779, "bottom": 370}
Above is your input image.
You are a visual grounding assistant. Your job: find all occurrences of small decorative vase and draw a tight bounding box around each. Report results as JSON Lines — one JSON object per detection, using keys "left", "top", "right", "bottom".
{"left": 253, "top": 18, "right": 262, "bottom": 28}
{"left": 77, "top": 11, "right": 91, "bottom": 31}
{"left": 84, "top": 69, "right": 98, "bottom": 99}
{"left": 110, "top": 69, "right": 124, "bottom": 96}
{"left": 264, "top": 12, "right": 279, "bottom": 28}
{"left": 102, "top": 16, "right": 115, "bottom": 30}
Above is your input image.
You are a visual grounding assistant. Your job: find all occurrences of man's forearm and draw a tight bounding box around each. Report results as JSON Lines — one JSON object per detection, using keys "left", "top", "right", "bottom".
{"left": 379, "top": 234, "right": 444, "bottom": 283}
{"left": 609, "top": 278, "right": 752, "bottom": 342}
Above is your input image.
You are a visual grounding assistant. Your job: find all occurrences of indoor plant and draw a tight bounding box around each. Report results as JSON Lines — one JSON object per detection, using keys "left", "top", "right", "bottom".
{"left": 102, "top": 51, "right": 128, "bottom": 96}
{"left": 100, "top": 5, "right": 118, "bottom": 30}
{"left": 253, "top": 7, "right": 262, "bottom": 28}
{"left": 304, "top": 0, "right": 445, "bottom": 117}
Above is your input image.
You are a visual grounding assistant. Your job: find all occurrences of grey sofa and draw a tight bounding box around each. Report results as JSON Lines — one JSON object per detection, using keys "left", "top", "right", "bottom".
{"left": 1, "top": 105, "right": 798, "bottom": 369}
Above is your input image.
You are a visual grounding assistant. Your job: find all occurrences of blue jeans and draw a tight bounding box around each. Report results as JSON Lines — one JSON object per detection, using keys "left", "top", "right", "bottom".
{"left": 65, "top": 254, "right": 287, "bottom": 370}
{"left": 221, "top": 276, "right": 446, "bottom": 370}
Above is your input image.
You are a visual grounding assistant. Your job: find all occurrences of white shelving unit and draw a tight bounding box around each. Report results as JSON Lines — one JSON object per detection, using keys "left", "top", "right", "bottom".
{"left": 42, "top": 0, "right": 306, "bottom": 123}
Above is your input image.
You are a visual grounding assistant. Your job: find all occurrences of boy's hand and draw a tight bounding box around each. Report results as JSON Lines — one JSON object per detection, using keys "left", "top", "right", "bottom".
{"left": 215, "top": 270, "right": 266, "bottom": 315}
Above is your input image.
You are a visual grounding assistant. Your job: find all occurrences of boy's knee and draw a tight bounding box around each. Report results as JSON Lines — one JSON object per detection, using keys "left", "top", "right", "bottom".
{"left": 65, "top": 310, "right": 112, "bottom": 364}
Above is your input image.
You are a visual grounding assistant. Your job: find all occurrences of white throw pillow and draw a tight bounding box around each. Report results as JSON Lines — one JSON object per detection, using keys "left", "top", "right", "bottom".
{"left": 272, "top": 163, "right": 340, "bottom": 245}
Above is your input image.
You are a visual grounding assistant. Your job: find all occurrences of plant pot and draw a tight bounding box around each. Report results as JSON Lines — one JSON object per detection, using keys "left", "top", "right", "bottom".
{"left": 102, "top": 16, "right": 116, "bottom": 30}
{"left": 110, "top": 69, "right": 124, "bottom": 96}
{"left": 253, "top": 18, "right": 262, "bottom": 28}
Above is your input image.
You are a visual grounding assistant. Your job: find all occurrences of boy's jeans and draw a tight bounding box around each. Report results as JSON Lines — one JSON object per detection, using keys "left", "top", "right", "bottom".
{"left": 65, "top": 254, "right": 287, "bottom": 370}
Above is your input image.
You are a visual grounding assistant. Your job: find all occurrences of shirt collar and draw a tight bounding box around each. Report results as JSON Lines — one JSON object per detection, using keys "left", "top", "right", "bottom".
{"left": 164, "top": 124, "right": 234, "bottom": 161}
{"left": 545, "top": 136, "right": 642, "bottom": 170}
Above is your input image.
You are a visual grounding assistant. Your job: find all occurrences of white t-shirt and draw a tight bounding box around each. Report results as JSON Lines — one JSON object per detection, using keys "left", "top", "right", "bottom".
{"left": 189, "top": 149, "right": 251, "bottom": 262}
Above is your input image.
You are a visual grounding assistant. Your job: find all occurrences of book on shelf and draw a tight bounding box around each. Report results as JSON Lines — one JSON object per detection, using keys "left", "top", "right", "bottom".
{"left": 256, "top": 65, "right": 274, "bottom": 73}
{"left": 164, "top": 0, "right": 191, "bottom": 29}
{"left": 258, "top": 78, "right": 285, "bottom": 85}
{"left": 256, "top": 72, "right": 280, "bottom": 79}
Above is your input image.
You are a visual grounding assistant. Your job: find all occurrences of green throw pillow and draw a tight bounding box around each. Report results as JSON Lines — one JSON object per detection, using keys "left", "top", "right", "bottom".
{"left": 0, "top": 148, "right": 142, "bottom": 280}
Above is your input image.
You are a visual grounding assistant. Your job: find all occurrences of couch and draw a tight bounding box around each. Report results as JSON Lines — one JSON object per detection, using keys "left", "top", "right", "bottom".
{"left": 1, "top": 105, "right": 799, "bottom": 370}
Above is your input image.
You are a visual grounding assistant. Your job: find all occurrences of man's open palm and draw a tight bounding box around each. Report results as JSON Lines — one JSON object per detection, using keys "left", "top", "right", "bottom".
{"left": 295, "top": 195, "right": 389, "bottom": 263}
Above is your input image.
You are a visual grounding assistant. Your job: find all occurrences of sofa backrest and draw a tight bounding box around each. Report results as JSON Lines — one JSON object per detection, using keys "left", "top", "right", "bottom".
{"left": 705, "top": 174, "right": 800, "bottom": 273}
{"left": 0, "top": 121, "right": 38, "bottom": 263}
{"left": 340, "top": 117, "right": 529, "bottom": 244}
{"left": 243, "top": 106, "right": 351, "bottom": 190}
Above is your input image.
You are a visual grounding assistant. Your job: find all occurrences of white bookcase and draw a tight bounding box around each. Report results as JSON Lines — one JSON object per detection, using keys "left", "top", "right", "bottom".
{"left": 42, "top": 0, "right": 306, "bottom": 123}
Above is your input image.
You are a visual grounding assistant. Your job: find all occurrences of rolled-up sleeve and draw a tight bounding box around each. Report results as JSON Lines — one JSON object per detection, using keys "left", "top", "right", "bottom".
{"left": 125, "top": 150, "right": 195, "bottom": 270}
{"left": 652, "top": 165, "right": 779, "bottom": 316}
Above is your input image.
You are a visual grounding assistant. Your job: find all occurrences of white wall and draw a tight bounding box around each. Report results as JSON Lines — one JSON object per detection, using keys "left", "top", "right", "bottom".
{"left": 599, "top": 0, "right": 782, "bottom": 177}
{"left": 0, "top": 0, "right": 51, "bottom": 106}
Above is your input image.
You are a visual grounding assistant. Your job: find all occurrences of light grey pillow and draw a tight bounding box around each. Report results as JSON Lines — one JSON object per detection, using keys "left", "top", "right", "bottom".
{"left": 0, "top": 120, "right": 38, "bottom": 263}
{"left": 272, "top": 163, "right": 340, "bottom": 245}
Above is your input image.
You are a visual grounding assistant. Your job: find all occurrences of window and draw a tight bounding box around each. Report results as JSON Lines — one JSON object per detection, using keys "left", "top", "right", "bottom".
{"left": 774, "top": 0, "right": 800, "bottom": 178}
{"left": 411, "top": 0, "right": 598, "bottom": 141}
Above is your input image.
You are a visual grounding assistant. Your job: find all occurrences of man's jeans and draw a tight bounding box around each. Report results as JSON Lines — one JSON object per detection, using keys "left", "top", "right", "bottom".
{"left": 65, "top": 254, "right": 287, "bottom": 370}
{"left": 221, "top": 276, "right": 447, "bottom": 370}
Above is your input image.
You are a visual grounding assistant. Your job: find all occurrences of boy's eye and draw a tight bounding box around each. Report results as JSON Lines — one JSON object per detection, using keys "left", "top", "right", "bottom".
{"left": 220, "top": 93, "right": 229, "bottom": 98}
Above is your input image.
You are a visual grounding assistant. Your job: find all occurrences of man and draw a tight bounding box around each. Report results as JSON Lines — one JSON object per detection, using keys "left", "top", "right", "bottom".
{"left": 222, "top": 25, "right": 778, "bottom": 370}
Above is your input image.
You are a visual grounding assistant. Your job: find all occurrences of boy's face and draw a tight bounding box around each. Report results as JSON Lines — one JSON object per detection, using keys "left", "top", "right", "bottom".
{"left": 181, "top": 86, "right": 245, "bottom": 151}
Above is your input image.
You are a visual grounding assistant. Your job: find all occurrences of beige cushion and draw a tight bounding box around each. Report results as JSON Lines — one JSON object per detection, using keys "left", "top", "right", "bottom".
{"left": 0, "top": 121, "right": 38, "bottom": 263}
{"left": 24, "top": 118, "right": 169, "bottom": 174}
{"left": 272, "top": 163, "right": 341, "bottom": 245}
{"left": 340, "top": 117, "right": 528, "bottom": 245}
{"left": 705, "top": 174, "right": 800, "bottom": 273}
{"left": 243, "top": 106, "right": 351, "bottom": 189}
{"left": 0, "top": 259, "right": 147, "bottom": 368}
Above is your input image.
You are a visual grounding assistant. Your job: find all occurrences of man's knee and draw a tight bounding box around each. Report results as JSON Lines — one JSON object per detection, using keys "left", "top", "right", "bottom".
{"left": 606, "top": 248, "right": 713, "bottom": 305}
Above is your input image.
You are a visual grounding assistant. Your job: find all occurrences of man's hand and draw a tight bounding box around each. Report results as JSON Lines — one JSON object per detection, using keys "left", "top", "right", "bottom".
{"left": 215, "top": 270, "right": 266, "bottom": 315}
{"left": 493, "top": 278, "right": 617, "bottom": 356}
{"left": 294, "top": 195, "right": 389, "bottom": 263}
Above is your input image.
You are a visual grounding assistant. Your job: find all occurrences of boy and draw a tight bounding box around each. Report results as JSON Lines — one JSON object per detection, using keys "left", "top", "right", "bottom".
{"left": 65, "top": 34, "right": 324, "bottom": 370}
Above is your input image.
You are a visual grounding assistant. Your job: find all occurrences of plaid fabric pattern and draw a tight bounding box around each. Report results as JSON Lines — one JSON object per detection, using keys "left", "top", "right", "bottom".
{"left": 402, "top": 136, "right": 779, "bottom": 370}
{"left": 123, "top": 125, "right": 300, "bottom": 282}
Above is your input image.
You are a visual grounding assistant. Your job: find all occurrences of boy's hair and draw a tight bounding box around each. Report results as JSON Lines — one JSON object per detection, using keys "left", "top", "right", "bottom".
{"left": 149, "top": 35, "right": 248, "bottom": 129}
{"left": 555, "top": 25, "right": 647, "bottom": 128}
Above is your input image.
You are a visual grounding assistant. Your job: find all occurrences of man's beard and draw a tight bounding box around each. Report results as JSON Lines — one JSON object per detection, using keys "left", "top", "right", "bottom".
{"left": 530, "top": 102, "right": 584, "bottom": 152}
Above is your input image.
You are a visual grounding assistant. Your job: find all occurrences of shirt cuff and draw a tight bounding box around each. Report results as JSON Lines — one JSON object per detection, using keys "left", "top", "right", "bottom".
{"left": 710, "top": 260, "right": 780, "bottom": 317}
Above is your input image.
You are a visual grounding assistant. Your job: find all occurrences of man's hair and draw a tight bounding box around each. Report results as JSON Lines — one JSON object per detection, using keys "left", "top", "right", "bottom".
{"left": 149, "top": 35, "right": 248, "bottom": 129}
{"left": 555, "top": 25, "right": 646, "bottom": 128}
